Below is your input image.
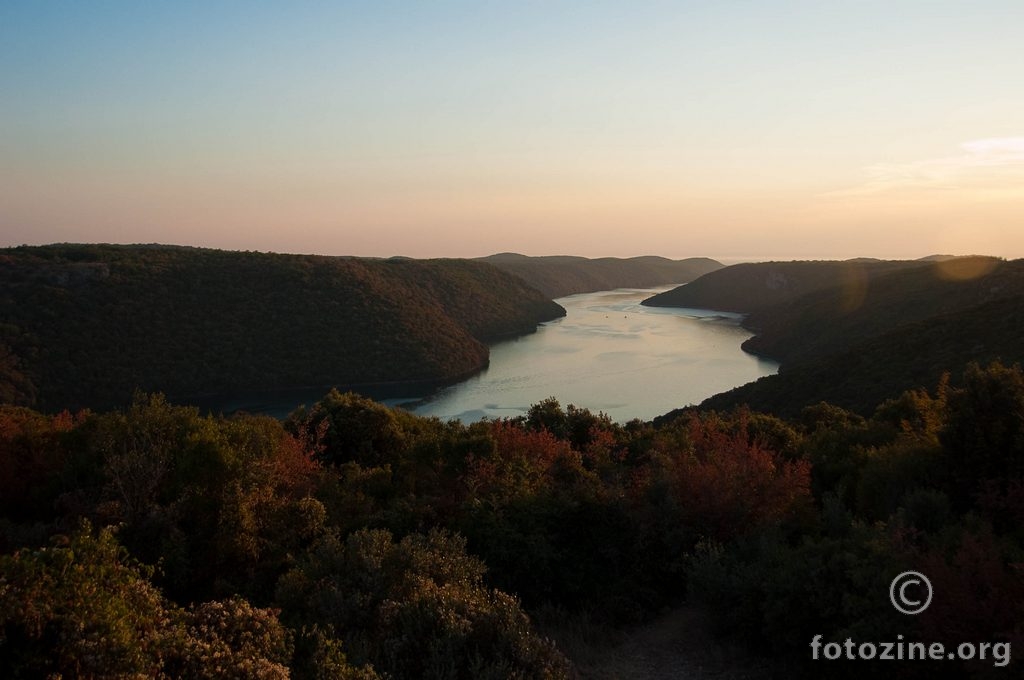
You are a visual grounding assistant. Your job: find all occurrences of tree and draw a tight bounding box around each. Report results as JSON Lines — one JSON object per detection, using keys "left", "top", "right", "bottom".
{"left": 287, "top": 390, "right": 406, "bottom": 469}
{"left": 942, "top": 362, "right": 1024, "bottom": 500}
{"left": 0, "top": 522, "right": 173, "bottom": 676}
{"left": 0, "top": 522, "right": 297, "bottom": 678}
{"left": 276, "top": 527, "right": 571, "bottom": 679}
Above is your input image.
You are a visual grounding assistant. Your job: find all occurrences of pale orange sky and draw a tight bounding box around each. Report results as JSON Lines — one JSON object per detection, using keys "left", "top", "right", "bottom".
{"left": 2, "top": 1, "right": 1022, "bottom": 260}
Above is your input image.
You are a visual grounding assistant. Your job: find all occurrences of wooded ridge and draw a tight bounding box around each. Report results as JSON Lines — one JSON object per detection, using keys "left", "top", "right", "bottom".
{"left": 0, "top": 244, "right": 566, "bottom": 412}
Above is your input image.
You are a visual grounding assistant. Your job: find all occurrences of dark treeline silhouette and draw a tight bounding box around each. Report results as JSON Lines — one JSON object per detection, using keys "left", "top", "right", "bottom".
{"left": 642, "top": 258, "right": 928, "bottom": 314}
{"left": 480, "top": 253, "right": 722, "bottom": 298}
{"left": 0, "top": 244, "right": 565, "bottom": 412}
{"left": 1, "top": 361, "right": 1022, "bottom": 677}
{"left": 649, "top": 256, "right": 1024, "bottom": 419}
{"left": 2, "top": 248, "right": 1022, "bottom": 677}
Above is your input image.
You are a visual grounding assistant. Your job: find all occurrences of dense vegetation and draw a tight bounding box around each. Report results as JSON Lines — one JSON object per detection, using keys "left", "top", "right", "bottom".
{"left": 647, "top": 256, "right": 1024, "bottom": 419}
{"left": 641, "top": 259, "right": 925, "bottom": 314}
{"left": 480, "top": 253, "right": 722, "bottom": 299}
{"left": 0, "top": 245, "right": 565, "bottom": 412}
{"left": 738, "top": 257, "right": 1017, "bottom": 365}
{"left": 1, "top": 361, "right": 1021, "bottom": 677}
{"left": 3, "top": 248, "right": 1022, "bottom": 677}
{"left": 697, "top": 294, "right": 1024, "bottom": 418}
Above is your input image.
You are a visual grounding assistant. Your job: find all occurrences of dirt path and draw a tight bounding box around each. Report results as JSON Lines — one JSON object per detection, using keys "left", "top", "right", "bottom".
{"left": 555, "top": 607, "right": 774, "bottom": 680}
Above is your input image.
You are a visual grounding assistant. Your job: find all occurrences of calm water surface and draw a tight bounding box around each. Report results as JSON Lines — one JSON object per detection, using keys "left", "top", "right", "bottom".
{"left": 403, "top": 286, "right": 778, "bottom": 423}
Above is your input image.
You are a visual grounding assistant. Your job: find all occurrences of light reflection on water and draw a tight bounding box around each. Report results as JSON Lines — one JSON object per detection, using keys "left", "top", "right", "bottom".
{"left": 403, "top": 286, "right": 778, "bottom": 423}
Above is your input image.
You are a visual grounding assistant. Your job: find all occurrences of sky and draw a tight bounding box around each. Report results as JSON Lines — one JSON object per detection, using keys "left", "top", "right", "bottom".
{"left": 2, "top": 0, "right": 1022, "bottom": 260}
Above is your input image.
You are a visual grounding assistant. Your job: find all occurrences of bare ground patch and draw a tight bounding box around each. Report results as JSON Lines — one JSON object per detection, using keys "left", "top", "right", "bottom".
{"left": 547, "top": 606, "right": 775, "bottom": 680}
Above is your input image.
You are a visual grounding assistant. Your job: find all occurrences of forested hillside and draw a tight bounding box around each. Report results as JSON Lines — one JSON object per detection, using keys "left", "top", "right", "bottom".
{"left": 690, "top": 294, "right": 1024, "bottom": 417}
{"left": 2, "top": 246, "right": 1021, "bottom": 677}
{"left": 740, "top": 256, "right": 1016, "bottom": 365}
{"left": 645, "top": 256, "right": 1024, "bottom": 419}
{"left": 641, "top": 259, "right": 925, "bottom": 313}
{"left": 2, "top": 362, "right": 1021, "bottom": 677}
{"left": 480, "top": 253, "right": 722, "bottom": 298}
{"left": 0, "top": 245, "right": 565, "bottom": 412}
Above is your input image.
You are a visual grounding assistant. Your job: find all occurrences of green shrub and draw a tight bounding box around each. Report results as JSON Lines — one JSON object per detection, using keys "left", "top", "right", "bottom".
{"left": 277, "top": 527, "right": 572, "bottom": 679}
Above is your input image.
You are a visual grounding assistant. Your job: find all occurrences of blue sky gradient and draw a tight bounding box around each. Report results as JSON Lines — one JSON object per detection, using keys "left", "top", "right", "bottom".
{"left": 3, "top": 1, "right": 1023, "bottom": 258}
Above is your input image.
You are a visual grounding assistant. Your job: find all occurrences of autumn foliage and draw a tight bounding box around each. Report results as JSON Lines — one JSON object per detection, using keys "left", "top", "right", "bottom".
{"left": 1, "top": 364, "right": 1022, "bottom": 677}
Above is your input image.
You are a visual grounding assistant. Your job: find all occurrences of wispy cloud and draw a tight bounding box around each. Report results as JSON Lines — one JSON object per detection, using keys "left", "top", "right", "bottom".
{"left": 828, "top": 137, "right": 1024, "bottom": 196}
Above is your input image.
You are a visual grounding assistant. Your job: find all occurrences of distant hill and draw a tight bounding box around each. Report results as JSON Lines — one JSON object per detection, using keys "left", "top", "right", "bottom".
{"left": 641, "top": 259, "right": 927, "bottom": 314}
{"left": 479, "top": 253, "right": 722, "bottom": 298}
{"left": 646, "top": 255, "right": 1024, "bottom": 419}
{"left": 0, "top": 244, "right": 565, "bottom": 412}
{"left": 918, "top": 253, "right": 966, "bottom": 262}
{"left": 739, "top": 256, "right": 1015, "bottom": 365}
{"left": 693, "top": 293, "right": 1024, "bottom": 417}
